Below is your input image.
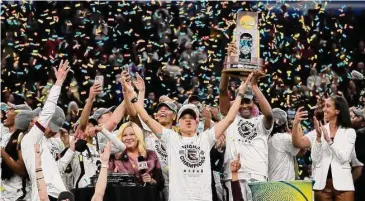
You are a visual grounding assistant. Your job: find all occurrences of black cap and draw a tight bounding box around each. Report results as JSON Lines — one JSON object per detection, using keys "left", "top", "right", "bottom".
{"left": 57, "top": 191, "right": 75, "bottom": 201}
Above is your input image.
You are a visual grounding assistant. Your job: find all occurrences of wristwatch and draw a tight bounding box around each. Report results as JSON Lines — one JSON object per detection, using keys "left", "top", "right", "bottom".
{"left": 131, "top": 97, "right": 138, "bottom": 103}
{"left": 101, "top": 164, "right": 109, "bottom": 168}
{"left": 237, "top": 92, "right": 245, "bottom": 99}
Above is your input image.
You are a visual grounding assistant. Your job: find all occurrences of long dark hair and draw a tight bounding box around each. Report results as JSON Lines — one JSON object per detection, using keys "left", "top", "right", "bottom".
{"left": 270, "top": 122, "right": 288, "bottom": 137}
{"left": 331, "top": 95, "right": 352, "bottom": 128}
{"left": 1, "top": 129, "right": 26, "bottom": 180}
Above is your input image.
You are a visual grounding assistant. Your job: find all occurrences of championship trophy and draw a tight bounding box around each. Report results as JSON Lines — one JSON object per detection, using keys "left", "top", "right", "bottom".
{"left": 223, "top": 12, "right": 264, "bottom": 77}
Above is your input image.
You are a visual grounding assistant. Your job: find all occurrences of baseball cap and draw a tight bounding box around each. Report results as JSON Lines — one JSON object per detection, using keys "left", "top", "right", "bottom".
{"left": 243, "top": 86, "right": 254, "bottom": 100}
{"left": 157, "top": 102, "right": 178, "bottom": 113}
{"left": 90, "top": 106, "right": 115, "bottom": 121}
{"left": 7, "top": 103, "right": 32, "bottom": 111}
{"left": 272, "top": 108, "right": 288, "bottom": 126}
{"left": 57, "top": 191, "right": 75, "bottom": 201}
{"left": 353, "top": 108, "right": 365, "bottom": 118}
{"left": 15, "top": 108, "right": 42, "bottom": 130}
{"left": 73, "top": 116, "right": 98, "bottom": 130}
{"left": 49, "top": 106, "right": 66, "bottom": 133}
{"left": 177, "top": 104, "right": 199, "bottom": 120}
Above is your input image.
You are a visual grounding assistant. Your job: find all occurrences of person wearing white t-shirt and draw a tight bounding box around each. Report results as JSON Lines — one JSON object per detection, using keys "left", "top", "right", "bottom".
{"left": 219, "top": 69, "right": 274, "bottom": 201}
{"left": 139, "top": 101, "right": 178, "bottom": 201}
{"left": 122, "top": 70, "right": 253, "bottom": 201}
{"left": 268, "top": 108, "right": 302, "bottom": 181}
{"left": 129, "top": 73, "right": 179, "bottom": 201}
{"left": 21, "top": 60, "right": 71, "bottom": 201}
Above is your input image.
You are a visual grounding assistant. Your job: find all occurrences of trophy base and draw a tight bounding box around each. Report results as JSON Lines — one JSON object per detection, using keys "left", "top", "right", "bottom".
{"left": 223, "top": 56, "right": 264, "bottom": 78}
{"left": 222, "top": 68, "right": 254, "bottom": 78}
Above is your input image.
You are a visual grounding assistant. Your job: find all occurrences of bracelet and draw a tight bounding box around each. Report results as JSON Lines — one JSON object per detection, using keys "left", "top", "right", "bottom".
{"left": 101, "top": 164, "right": 109, "bottom": 168}
{"left": 36, "top": 177, "right": 44, "bottom": 180}
{"left": 36, "top": 169, "right": 43, "bottom": 173}
{"left": 237, "top": 92, "right": 245, "bottom": 99}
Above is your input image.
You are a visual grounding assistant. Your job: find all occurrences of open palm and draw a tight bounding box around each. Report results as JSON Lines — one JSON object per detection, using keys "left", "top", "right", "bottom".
{"left": 54, "top": 59, "right": 71, "bottom": 85}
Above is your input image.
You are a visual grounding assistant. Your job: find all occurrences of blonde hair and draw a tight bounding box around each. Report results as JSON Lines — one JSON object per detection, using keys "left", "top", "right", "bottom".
{"left": 117, "top": 122, "right": 146, "bottom": 157}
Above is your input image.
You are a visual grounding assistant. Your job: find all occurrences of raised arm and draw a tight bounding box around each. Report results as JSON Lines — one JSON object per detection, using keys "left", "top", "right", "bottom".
{"left": 79, "top": 83, "right": 102, "bottom": 132}
{"left": 121, "top": 71, "right": 163, "bottom": 135}
{"left": 104, "top": 101, "right": 126, "bottom": 132}
{"left": 96, "top": 126, "right": 126, "bottom": 153}
{"left": 37, "top": 60, "right": 70, "bottom": 128}
{"left": 34, "top": 144, "right": 49, "bottom": 201}
{"left": 291, "top": 107, "right": 312, "bottom": 149}
{"left": 214, "top": 73, "right": 253, "bottom": 139}
{"left": 92, "top": 142, "right": 111, "bottom": 201}
{"left": 219, "top": 72, "right": 230, "bottom": 116}
{"left": 251, "top": 71, "right": 273, "bottom": 130}
{"left": 133, "top": 73, "right": 146, "bottom": 109}
{"left": 202, "top": 107, "right": 212, "bottom": 131}
{"left": 220, "top": 41, "right": 237, "bottom": 116}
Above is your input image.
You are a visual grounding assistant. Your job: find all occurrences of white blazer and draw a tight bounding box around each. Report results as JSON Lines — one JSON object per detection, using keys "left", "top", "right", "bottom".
{"left": 311, "top": 124, "right": 356, "bottom": 191}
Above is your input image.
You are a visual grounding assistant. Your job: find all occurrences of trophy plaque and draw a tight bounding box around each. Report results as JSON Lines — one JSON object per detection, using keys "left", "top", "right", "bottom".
{"left": 223, "top": 12, "right": 264, "bottom": 77}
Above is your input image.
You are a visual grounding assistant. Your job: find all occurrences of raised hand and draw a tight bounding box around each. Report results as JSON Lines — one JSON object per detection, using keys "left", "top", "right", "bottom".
{"left": 320, "top": 124, "right": 331, "bottom": 143}
{"left": 227, "top": 39, "right": 238, "bottom": 56}
{"left": 251, "top": 70, "right": 266, "bottom": 86}
{"left": 211, "top": 107, "right": 221, "bottom": 120}
{"left": 133, "top": 72, "right": 145, "bottom": 92}
{"left": 201, "top": 107, "right": 212, "bottom": 119}
{"left": 314, "top": 117, "right": 322, "bottom": 143}
{"left": 121, "top": 71, "right": 134, "bottom": 95}
{"left": 100, "top": 142, "right": 111, "bottom": 164}
{"left": 293, "top": 107, "right": 308, "bottom": 125}
{"left": 54, "top": 59, "right": 71, "bottom": 86}
{"left": 230, "top": 153, "right": 241, "bottom": 173}
{"left": 89, "top": 83, "right": 102, "bottom": 99}
{"left": 159, "top": 95, "right": 173, "bottom": 103}
{"left": 238, "top": 72, "right": 253, "bottom": 94}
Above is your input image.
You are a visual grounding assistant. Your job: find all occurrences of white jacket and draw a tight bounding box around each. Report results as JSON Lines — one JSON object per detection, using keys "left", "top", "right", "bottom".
{"left": 311, "top": 124, "right": 356, "bottom": 191}
{"left": 21, "top": 85, "right": 67, "bottom": 200}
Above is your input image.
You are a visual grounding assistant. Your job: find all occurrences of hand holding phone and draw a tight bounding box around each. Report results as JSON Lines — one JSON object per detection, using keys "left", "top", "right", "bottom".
{"left": 95, "top": 75, "right": 104, "bottom": 89}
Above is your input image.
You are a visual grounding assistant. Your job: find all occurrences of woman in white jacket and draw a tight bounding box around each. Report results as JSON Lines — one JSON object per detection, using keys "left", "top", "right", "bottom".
{"left": 311, "top": 95, "right": 356, "bottom": 201}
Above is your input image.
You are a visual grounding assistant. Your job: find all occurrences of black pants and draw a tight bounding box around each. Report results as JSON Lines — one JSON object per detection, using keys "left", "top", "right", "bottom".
{"left": 48, "top": 195, "right": 57, "bottom": 201}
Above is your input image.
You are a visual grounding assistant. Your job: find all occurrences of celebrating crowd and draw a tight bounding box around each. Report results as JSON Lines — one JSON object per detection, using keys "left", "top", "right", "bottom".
{"left": 1, "top": 1, "right": 365, "bottom": 201}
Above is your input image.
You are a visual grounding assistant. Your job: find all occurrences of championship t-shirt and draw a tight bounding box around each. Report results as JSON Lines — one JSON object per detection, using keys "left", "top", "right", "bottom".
{"left": 144, "top": 131, "right": 169, "bottom": 187}
{"left": 161, "top": 127, "right": 216, "bottom": 201}
{"left": 268, "top": 133, "right": 300, "bottom": 181}
{"left": 223, "top": 115, "right": 273, "bottom": 180}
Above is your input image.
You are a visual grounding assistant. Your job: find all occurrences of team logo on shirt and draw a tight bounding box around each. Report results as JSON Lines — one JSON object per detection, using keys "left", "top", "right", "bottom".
{"left": 179, "top": 144, "right": 205, "bottom": 169}
{"left": 154, "top": 139, "right": 167, "bottom": 162}
{"left": 237, "top": 119, "right": 257, "bottom": 143}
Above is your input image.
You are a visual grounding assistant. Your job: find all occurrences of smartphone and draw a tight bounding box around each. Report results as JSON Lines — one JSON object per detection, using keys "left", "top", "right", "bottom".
{"left": 95, "top": 75, "right": 104, "bottom": 88}
{"left": 121, "top": 66, "right": 130, "bottom": 74}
